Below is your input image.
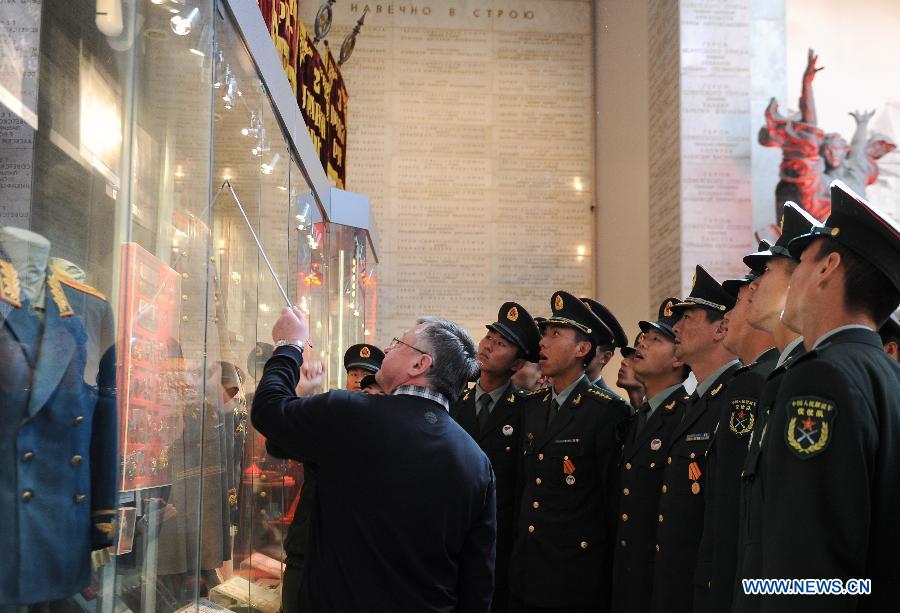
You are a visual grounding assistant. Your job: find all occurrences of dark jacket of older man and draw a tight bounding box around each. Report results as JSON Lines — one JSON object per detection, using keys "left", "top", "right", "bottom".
{"left": 251, "top": 345, "right": 497, "bottom": 613}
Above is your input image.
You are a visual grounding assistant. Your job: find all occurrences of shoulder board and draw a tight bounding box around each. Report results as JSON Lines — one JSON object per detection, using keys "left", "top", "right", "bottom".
{"left": 587, "top": 387, "right": 613, "bottom": 401}
{"left": 0, "top": 259, "right": 21, "bottom": 308}
{"left": 57, "top": 274, "right": 108, "bottom": 301}
{"left": 733, "top": 364, "right": 751, "bottom": 376}
{"left": 785, "top": 349, "right": 818, "bottom": 367}
{"left": 527, "top": 387, "right": 550, "bottom": 397}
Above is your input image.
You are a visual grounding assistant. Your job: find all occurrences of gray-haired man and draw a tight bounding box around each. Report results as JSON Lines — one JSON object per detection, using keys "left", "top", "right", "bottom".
{"left": 252, "top": 307, "right": 498, "bottom": 612}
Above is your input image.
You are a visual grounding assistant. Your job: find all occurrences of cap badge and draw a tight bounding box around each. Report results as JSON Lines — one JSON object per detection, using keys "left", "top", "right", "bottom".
{"left": 650, "top": 438, "right": 662, "bottom": 451}
{"left": 507, "top": 306, "right": 519, "bottom": 321}
{"left": 554, "top": 294, "right": 564, "bottom": 311}
{"left": 360, "top": 346, "right": 371, "bottom": 358}
{"left": 663, "top": 301, "right": 673, "bottom": 317}
{"left": 502, "top": 424, "right": 514, "bottom": 436}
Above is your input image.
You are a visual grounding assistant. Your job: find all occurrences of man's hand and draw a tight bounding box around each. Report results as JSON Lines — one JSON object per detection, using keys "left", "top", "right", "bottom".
{"left": 296, "top": 360, "right": 325, "bottom": 396}
{"left": 273, "top": 306, "right": 310, "bottom": 344}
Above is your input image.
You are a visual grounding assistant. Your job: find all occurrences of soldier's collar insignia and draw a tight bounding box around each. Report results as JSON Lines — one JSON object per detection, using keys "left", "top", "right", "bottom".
{"left": 507, "top": 393, "right": 516, "bottom": 404}
{"left": 785, "top": 396, "right": 835, "bottom": 458}
{"left": 554, "top": 293, "right": 564, "bottom": 311}
{"left": 462, "top": 391, "right": 471, "bottom": 402}
{"left": 664, "top": 400, "right": 676, "bottom": 412}
{"left": 543, "top": 393, "right": 551, "bottom": 402}
{"left": 360, "top": 346, "right": 371, "bottom": 358}
{"left": 709, "top": 383, "right": 723, "bottom": 397}
{"left": 47, "top": 272, "right": 74, "bottom": 318}
{"left": 728, "top": 398, "right": 756, "bottom": 436}
{"left": 663, "top": 301, "right": 674, "bottom": 317}
{"left": 507, "top": 306, "right": 519, "bottom": 322}
{"left": 572, "top": 393, "right": 582, "bottom": 407}
{"left": 0, "top": 259, "right": 21, "bottom": 308}
{"left": 683, "top": 394, "right": 691, "bottom": 401}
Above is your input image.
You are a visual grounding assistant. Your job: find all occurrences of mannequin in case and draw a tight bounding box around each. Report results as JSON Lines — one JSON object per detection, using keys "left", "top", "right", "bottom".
{"left": 0, "top": 227, "right": 118, "bottom": 605}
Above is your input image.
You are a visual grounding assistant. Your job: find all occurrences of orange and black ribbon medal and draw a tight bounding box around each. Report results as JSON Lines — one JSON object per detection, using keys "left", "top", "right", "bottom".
{"left": 688, "top": 461, "right": 701, "bottom": 494}
{"left": 563, "top": 457, "right": 576, "bottom": 485}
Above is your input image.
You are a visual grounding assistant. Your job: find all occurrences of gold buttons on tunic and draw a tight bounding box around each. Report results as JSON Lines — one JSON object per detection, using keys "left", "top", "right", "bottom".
{"left": 658, "top": 514, "right": 664, "bottom": 523}
{"left": 650, "top": 462, "right": 656, "bottom": 468}
{"left": 505, "top": 447, "right": 511, "bottom": 452}
{"left": 532, "top": 501, "right": 540, "bottom": 509}
{"left": 667, "top": 456, "right": 672, "bottom": 464}
{"left": 71, "top": 455, "right": 83, "bottom": 466}
{"left": 580, "top": 541, "right": 588, "bottom": 550}
{"left": 22, "top": 451, "right": 33, "bottom": 462}
{"left": 690, "top": 452, "right": 696, "bottom": 459}
{"left": 538, "top": 453, "right": 544, "bottom": 461}
{"left": 74, "top": 494, "right": 86, "bottom": 504}
{"left": 661, "top": 485, "right": 668, "bottom": 494}
{"left": 625, "top": 462, "right": 632, "bottom": 470}
{"left": 21, "top": 490, "right": 32, "bottom": 502}
{"left": 73, "top": 416, "right": 84, "bottom": 426}
{"left": 621, "top": 513, "right": 629, "bottom": 522}
{"left": 623, "top": 488, "right": 630, "bottom": 496}
{"left": 535, "top": 478, "right": 542, "bottom": 485}
{"left": 528, "top": 525, "right": 535, "bottom": 533}
{"left": 563, "top": 455, "right": 569, "bottom": 460}
{"left": 620, "top": 540, "right": 627, "bottom": 547}
{"left": 655, "top": 544, "right": 660, "bottom": 552}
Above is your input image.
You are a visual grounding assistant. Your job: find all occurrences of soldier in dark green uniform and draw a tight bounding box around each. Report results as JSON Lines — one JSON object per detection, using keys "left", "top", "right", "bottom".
{"left": 650, "top": 266, "right": 740, "bottom": 613}
{"left": 509, "top": 291, "right": 629, "bottom": 612}
{"left": 450, "top": 302, "right": 541, "bottom": 613}
{"left": 277, "top": 344, "right": 383, "bottom": 613}
{"left": 733, "top": 201, "right": 820, "bottom": 613}
{"left": 612, "top": 298, "right": 689, "bottom": 613}
{"left": 755, "top": 181, "right": 900, "bottom": 613}
{"left": 693, "top": 260, "right": 777, "bottom": 613}
{"left": 582, "top": 298, "right": 629, "bottom": 404}
{"left": 616, "top": 334, "right": 648, "bottom": 410}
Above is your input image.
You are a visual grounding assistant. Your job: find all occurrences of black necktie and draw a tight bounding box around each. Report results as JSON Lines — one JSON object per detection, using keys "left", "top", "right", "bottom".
{"left": 546, "top": 399, "right": 560, "bottom": 429}
{"left": 635, "top": 401, "right": 652, "bottom": 435}
{"left": 477, "top": 395, "right": 493, "bottom": 432}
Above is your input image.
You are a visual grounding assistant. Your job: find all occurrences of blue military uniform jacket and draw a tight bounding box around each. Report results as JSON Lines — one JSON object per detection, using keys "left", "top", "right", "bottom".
{"left": 0, "top": 261, "right": 117, "bottom": 605}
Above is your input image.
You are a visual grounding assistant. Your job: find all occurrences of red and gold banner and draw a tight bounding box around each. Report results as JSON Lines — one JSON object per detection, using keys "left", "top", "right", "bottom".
{"left": 257, "top": 0, "right": 301, "bottom": 96}
{"left": 324, "top": 47, "right": 348, "bottom": 188}
{"left": 256, "top": 3, "right": 350, "bottom": 187}
{"left": 298, "top": 20, "right": 329, "bottom": 170}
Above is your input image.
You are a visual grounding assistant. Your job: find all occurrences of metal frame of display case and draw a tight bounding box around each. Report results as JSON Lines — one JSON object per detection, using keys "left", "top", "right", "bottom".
{"left": 220, "top": 0, "right": 379, "bottom": 263}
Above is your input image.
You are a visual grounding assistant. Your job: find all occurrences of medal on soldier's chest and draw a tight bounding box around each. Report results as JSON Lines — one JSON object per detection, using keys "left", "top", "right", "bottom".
{"left": 563, "top": 457, "right": 576, "bottom": 485}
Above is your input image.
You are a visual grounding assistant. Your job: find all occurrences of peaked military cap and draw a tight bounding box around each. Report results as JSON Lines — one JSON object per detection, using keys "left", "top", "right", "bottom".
{"left": 789, "top": 180, "right": 900, "bottom": 293}
{"left": 620, "top": 332, "right": 644, "bottom": 358}
{"left": 639, "top": 297, "right": 681, "bottom": 339}
{"left": 744, "top": 202, "right": 821, "bottom": 272}
{"left": 344, "top": 343, "right": 385, "bottom": 373}
{"left": 539, "top": 290, "right": 614, "bottom": 346}
{"left": 486, "top": 301, "right": 542, "bottom": 361}
{"left": 581, "top": 298, "right": 628, "bottom": 348}
{"left": 672, "top": 266, "right": 736, "bottom": 313}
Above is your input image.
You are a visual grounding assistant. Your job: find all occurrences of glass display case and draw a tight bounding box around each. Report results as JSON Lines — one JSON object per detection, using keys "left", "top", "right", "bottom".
{"left": 0, "top": 0, "right": 376, "bottom": 610}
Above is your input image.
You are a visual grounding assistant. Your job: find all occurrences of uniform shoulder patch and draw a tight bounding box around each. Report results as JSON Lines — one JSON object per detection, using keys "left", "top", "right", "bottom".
{"left": 528, "top": 387, "right": 549, "bottom": 397}
{"left": 57, "top": 273, "right": 108, "bottom": 301}
{"left": 587, "top": 387, "right": 612, "bottom": 401}
{"left": 728, "top": 397, "right": 756, "bottom": 437}
{"left": 784, "top": 396, "right": 836, "bottom": 459}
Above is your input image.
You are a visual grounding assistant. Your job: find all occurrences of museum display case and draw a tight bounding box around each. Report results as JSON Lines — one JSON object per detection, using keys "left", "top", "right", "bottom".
{"left": 0, "top": 0, "right": 376, "bottom": 610}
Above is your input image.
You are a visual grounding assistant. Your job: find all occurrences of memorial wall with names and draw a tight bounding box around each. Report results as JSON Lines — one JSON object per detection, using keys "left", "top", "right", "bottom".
{"left": 301, "top": 1, "right": 595, "bottom": 343}
{"left": 648, "top": 0, "right": 756, "bottom": 302}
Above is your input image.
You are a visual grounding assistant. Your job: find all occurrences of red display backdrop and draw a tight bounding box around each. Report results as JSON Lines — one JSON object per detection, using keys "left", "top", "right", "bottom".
{"left": 117, "top": 243, "right": 182, "bottom": 491}
{"left": 257, "top": 0, "right": 302, "bottom": 96}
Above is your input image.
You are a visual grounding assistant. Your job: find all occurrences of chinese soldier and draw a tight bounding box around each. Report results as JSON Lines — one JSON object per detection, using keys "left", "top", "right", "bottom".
{"left": 650, "top": 266, "right": 739, "bottom": 613}
{"left": 582, "top": 297, "right": 630, "bottom": 404}
{"left": 756, "top": 181, "right": 900, "bottom": 612}
{"left": 733, "top": 201, "right": 820, "bottom": 613}
{"left": 509, "top": 291, "right": 630, "bottom": 612}
{"left": 693, "top": 259, "right": 777, "bottom": 613}
{"left": 612, "top": 298, "right": 689, "bottom": 613}
{"left": 277, "top": 343, "right": 384, "bottom": 613}
{"left": 450, "top": 302, "right": 541, "bottom": 613}
{"left": 617, "top": 334, "right": 647, "bottom": 410}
